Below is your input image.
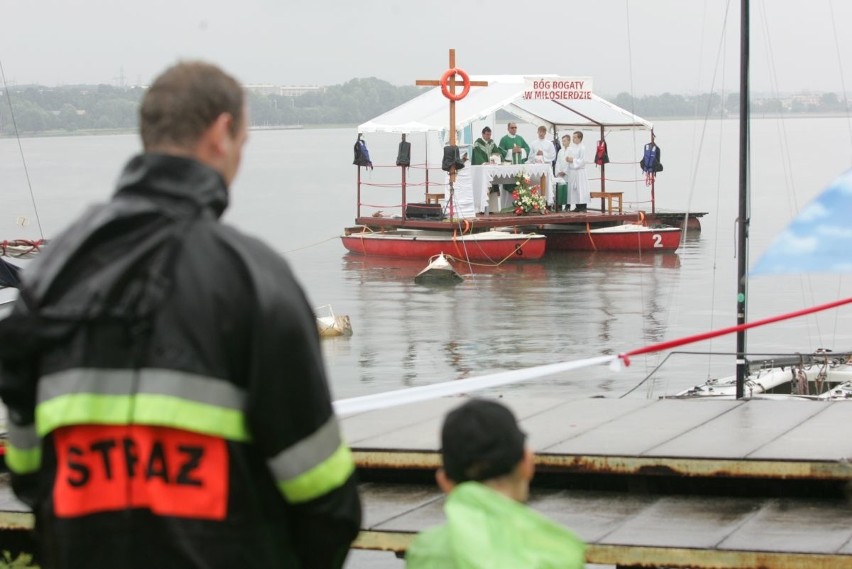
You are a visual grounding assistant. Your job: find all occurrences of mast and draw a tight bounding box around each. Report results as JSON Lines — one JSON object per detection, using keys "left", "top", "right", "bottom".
{"left": 735, "top": 0, "right": 750, "bottom": 398}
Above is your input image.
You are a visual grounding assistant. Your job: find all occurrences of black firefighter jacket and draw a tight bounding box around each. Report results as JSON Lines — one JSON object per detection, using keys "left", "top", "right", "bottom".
{"left": 0, "top": 153, "right": 362, "bottom": 569}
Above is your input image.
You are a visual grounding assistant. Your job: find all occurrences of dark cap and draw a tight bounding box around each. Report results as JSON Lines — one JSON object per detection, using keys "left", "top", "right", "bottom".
{"left": 482, "top": 126, "right": 491, "bottom": 133}
{"left": 441, "top": 398, "right": 526, "bottom": 483}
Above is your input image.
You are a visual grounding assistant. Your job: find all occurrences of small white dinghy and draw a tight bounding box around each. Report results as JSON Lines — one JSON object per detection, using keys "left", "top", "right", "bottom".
{"left": 315, "top": 304, "right": 353, "bottom": 338}
{"left": 414, "top": 253, "right": 463, "bottom": 285}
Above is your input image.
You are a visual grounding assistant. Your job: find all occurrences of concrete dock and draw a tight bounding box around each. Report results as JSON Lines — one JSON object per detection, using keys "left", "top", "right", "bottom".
{"left": 0, "top": 396, "right": 850, "bottom": 568}
{"left": 343, "top": 396, "right": 852, "bottom": 569}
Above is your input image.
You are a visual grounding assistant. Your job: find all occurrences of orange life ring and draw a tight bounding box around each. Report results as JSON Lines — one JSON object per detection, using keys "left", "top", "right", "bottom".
{"left": 440, "top": 68, "right": 471, "bottom": 102}
{"left": 638, "top": 211, "right": 646, "bottom": 225}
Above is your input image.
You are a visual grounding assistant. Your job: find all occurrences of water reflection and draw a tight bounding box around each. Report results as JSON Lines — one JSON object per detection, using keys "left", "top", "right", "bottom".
{"left": 547, "top": 250, "right": 682, "bottom": 270}
{"left": 341, "top": 253, "right": 549, "bottom": 279}
{"left": 331, "top": 249, "right": 684, "bottom": 399}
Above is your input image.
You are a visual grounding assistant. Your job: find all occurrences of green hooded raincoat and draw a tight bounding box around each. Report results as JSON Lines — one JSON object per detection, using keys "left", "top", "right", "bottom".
{"left": 405, "top": 482, "right": 585, "bottom": 569}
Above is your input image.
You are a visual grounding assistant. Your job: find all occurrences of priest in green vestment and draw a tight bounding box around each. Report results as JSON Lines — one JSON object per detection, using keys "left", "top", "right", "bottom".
{"left": 471, "top": 126, "right": 506, "bottom": 165}
{"left": 494, "top": 122, "right": 531, "bottom": 209}
{"left": 497, "top": 122, "right": 530, "bottom": 165}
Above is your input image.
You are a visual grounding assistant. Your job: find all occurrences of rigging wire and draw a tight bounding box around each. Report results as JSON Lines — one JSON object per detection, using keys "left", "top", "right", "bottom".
{"left": 651, "top": 0, "right": 736, "bottom": 395}
{"left": 704, "top": 0, "right": 733, "bottom": 386}
{"left": 756, "top": 0, "right": 852, "bottom": 351}
{"left": 0, "top": 58, "right": 45, "bottom": 239}
{"left": 826, "top": 0, "right": 851, "bottom": 347}
{"left": 622, "top": 0, "right": 653, "bottom": 382}
{"left": 282, "top": 235, "right": 339, "bottom": 254}
{"left": 827, "top": 0, "right": 852, "bottom": 157}
{"left": 756, "top": 1, "right": 819, "bottom": 346}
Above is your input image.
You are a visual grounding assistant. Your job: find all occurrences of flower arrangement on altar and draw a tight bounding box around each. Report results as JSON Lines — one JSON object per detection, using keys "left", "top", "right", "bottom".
{"left": 511, "top": 174, "right": 547, "bottom": 215}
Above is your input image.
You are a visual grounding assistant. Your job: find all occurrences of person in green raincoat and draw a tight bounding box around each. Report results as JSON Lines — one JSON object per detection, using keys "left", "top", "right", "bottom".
{"left": 405, "top": 398, "right": 586, "bottom": 569}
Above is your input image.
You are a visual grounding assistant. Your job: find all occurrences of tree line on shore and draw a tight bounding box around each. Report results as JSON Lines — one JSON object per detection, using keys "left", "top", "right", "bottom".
{"left": 0, "top": 77, "right": 847, "bottom": 136}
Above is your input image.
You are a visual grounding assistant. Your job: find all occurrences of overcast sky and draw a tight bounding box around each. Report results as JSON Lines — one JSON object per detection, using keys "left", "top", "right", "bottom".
{"left": 2, "top": 0, "right": 850, "bottom": 96}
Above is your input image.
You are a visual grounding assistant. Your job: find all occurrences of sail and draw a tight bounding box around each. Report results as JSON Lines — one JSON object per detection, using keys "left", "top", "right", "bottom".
{"left": 751, "top": 169, "right": 852, "bottom": 275}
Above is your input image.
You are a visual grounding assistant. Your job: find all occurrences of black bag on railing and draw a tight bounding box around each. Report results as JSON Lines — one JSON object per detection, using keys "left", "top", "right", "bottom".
{"left": 396, "top": 140, "right": 411, "bottom": 167}
{"left": 441, "top": 145, "right": 465, "bottom": 172}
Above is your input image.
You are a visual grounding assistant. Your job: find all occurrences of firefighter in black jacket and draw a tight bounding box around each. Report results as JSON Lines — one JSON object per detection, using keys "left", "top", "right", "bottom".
{"left": 0, "top": 61, "right": 361, "bottom": 569}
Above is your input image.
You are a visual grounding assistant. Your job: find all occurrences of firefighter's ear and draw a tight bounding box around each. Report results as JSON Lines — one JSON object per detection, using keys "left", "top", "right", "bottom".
{"left": 194, "top": 113, "right": 231, "bottom": 162}
{"left": 207, "top": 113, "right": 235, "bottom": 157}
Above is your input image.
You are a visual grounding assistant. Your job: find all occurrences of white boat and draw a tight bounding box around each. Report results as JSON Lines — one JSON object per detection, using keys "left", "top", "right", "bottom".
{"left": 1, "top": 239, "right": 46, "bottom": 259}
{"left": 675, "top": 351, "right": 852, "bottom": 400}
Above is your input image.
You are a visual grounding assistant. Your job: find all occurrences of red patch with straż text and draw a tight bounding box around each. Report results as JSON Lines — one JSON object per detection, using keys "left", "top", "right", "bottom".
{"left": 52, "top": 424, "right": 228, "bottom": 520}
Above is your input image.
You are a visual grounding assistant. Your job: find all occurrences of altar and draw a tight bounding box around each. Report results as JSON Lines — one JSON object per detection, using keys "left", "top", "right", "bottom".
{"left": 471, "top": 163, "right": 554, "bottom": 213}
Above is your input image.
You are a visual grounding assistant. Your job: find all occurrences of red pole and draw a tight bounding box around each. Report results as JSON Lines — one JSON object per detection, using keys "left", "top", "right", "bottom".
{"left": 401, "top": 165, "right": 407, "bottom": 219}
{"left": 599, "top": 125, "right": 606, "bottom": 193}
{"left": 650, "top": 130, "right": 656, "bottom": 214}
{"left": 357, "top": 167, "right": 362, "bottom": 219}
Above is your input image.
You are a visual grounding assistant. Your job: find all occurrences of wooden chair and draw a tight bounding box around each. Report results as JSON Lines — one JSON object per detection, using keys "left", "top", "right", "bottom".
{"left": 589, "top": 191, "right": 623, "bottom": 214}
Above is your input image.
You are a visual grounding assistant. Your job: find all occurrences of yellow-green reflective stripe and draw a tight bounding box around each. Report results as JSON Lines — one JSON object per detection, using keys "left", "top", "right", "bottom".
{"left": 133, "top": 394, "right": 248, "bottom": 441}
{"left": 5, "top": 445, "right": 41, "bottom": 475}
{"left": 36, "top": 393, "right": 249, "bottom": 442}
{"left": 278, "top": 443, "right": 354, "bottom": 504}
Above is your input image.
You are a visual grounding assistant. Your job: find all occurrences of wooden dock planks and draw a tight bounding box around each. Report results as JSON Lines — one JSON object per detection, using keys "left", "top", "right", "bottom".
{"left": 0, "top": 397, "right": 849, "bottom": 567}
{"left": 345, "top": 396, "right": 852, "bottom": 568}
{"left": 344, "top": 398, "right": 852, "bottom": 479}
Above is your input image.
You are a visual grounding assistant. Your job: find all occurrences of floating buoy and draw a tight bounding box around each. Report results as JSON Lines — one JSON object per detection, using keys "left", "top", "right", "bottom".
{"left": 315, "top": 305, "right": 353, "bottom": 338}
{"left": 414, "top": 253, "right": 463, "bottom": 285}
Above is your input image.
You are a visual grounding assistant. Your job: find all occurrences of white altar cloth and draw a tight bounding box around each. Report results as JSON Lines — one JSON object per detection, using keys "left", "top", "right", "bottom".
{"left": 471, "top": 163, "right": 554, "bottom": 213}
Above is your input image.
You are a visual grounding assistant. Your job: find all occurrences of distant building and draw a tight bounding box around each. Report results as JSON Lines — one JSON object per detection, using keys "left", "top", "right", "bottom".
{"left": 243, "top": 84, "right": 326, "bottom": 97}
{"left": 787, "top": 93, "right": 822, "bottom": 110}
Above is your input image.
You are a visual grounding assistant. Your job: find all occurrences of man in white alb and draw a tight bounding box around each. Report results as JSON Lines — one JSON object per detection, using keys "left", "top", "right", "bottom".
{"left": 527, "top": 126, "right": 557, "bottom": 208}
{"left": 554, "top": 134, "right": 571, "bottom": 212}
{"left": 566, "top": 131, "right": 590, "bottom": 212}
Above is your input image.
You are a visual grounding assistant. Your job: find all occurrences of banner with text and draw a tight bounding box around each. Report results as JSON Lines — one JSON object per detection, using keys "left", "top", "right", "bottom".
{"left": 523, "top": 77, "right": 594, "bottom": 101}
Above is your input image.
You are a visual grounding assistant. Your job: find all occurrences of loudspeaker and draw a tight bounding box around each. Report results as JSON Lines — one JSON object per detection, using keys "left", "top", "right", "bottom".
{"left": 405, "top": 203, "right": 443, "bottom": 219}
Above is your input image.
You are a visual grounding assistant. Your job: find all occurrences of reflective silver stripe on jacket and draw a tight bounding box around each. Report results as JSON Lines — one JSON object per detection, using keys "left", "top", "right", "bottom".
{"left": 267, "top": 415, "right": 342, "bottom": 481}
{"left": 7, "top": 420, "right": 39, "bottom": 452}
{"left": 38, "top": 367, "right": 246, "bottom": 409}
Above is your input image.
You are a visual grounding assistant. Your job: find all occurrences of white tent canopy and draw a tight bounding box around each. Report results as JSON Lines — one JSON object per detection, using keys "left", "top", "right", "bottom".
{"left": 357, "top": 75, "right": 653, "bottom": 135}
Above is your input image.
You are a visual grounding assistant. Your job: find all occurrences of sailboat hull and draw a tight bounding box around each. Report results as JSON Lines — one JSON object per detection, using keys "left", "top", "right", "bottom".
{"left": 341, "top": 229, "right": 546, "bottom": 261}
{"left": 542, "top": 224, "right": 681, "bottom": 252}
{"left": 674, "top": 362, "right": 852, "bottom": 399}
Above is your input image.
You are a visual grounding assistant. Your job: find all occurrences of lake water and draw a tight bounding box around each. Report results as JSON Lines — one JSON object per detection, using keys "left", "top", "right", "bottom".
{"left": 2, "top": 117, "right": 852, "bottom": 405}
{"left": 3, "top": 118, "right": 852, "bottom": 569}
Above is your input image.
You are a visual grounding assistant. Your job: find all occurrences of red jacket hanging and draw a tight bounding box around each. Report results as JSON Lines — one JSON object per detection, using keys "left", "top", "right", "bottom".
{"left": 594, "top": 140, "right": 610, "bottom": 166}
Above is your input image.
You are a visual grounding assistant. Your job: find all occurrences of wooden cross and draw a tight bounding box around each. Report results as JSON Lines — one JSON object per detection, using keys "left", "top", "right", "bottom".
{"left": 416, "top": 48, "right": 488, "bottom": 149}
